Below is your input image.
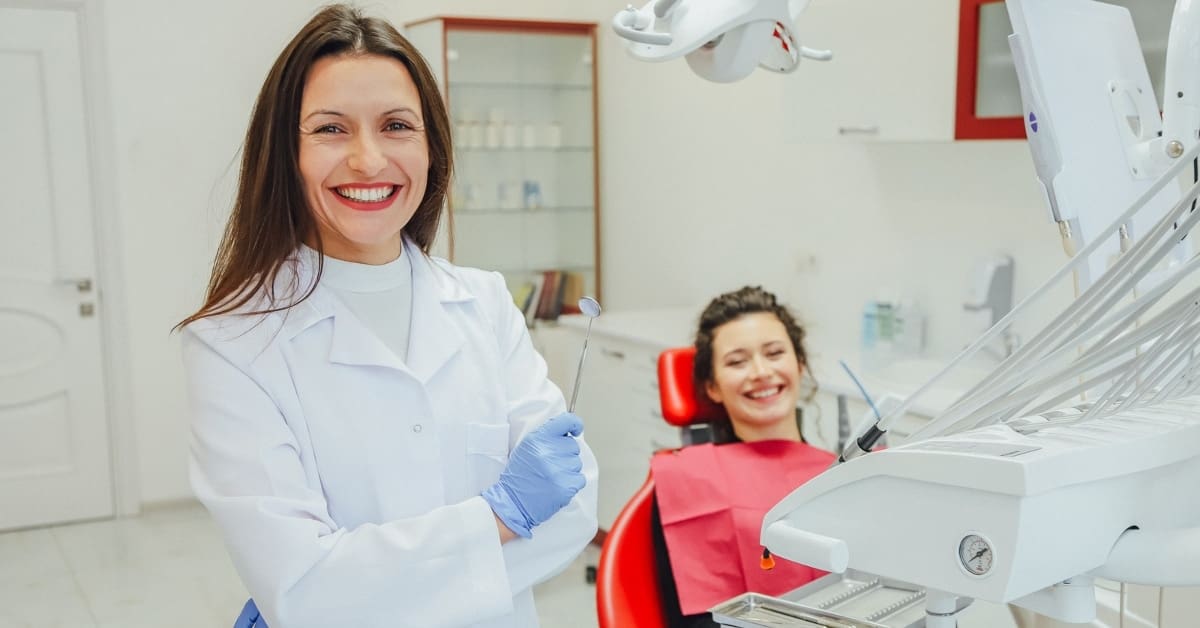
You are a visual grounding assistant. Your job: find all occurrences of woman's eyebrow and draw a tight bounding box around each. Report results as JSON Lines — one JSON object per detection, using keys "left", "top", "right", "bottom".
{"left": 302, "top": 109, "right": 344, "bottom": 122}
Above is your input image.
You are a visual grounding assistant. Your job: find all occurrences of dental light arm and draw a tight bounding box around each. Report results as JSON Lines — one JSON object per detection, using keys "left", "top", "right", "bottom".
{"left": 611, "top": 0, "right": 831, "bottom": 82}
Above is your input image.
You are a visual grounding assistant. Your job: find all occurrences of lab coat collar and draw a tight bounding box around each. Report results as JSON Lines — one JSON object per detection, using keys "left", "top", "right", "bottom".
{"left": 279, "top": 236, "right": 475, "bottom": 382}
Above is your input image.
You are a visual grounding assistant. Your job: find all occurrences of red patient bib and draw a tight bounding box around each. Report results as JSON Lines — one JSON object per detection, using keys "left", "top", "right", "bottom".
{"left": 651, "top": 440, "right": 835, "bottom": 615}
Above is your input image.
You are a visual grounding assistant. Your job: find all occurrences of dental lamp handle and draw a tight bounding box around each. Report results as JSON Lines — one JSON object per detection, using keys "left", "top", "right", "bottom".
{"left": 612, "top": 6, "right": 673, "bottom": 46}
{"left": 799, "top": 46, "right": 833, "bottom": 61}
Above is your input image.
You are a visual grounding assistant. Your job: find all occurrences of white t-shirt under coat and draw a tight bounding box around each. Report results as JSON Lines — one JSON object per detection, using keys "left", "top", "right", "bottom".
{"left": 303, "top": 244, "right": 414, "bottom": 362}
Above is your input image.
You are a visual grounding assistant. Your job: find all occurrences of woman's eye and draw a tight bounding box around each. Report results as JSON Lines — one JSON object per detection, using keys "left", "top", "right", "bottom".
{"left": 768, "top": 349, "right": 786, "bottom": 357}
{"left": 313, "top": 124, "right": 344, "bottom": 134}
{"left": 384, "top": 120, "right": 413, "bottom": 132}
{"left": 726, "top": 359, "right": 746, "bottom": 367}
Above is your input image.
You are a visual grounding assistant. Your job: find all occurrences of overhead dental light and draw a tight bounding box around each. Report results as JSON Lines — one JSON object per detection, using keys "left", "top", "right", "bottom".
{"left": 611, "top": 0, "right": 831, "bottom": 82}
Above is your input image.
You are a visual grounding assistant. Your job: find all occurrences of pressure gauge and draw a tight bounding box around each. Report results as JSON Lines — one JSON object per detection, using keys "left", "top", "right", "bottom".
{"left": 958, "top": 534, "right": 994, "bottom": 576}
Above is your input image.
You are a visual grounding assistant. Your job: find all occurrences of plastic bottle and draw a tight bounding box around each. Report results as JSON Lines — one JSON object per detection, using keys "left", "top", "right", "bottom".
{"left": 875, "top": 299, "right": 896, "bottom": 369}
{"left": 861, "top": 301, "right": 878, "bottom": 369}
{"left": 894, "top": 299, "right": 925, "bottom": 357}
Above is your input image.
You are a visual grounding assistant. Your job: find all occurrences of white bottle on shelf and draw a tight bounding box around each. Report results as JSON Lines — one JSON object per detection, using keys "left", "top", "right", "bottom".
{"left": 467, "top": 121, "right": 483, "bottom": 148}
{"left": 522, "top": 122, "right": 538, "bottom": 148}
{"left": 502, "top": 122, "right": 518, "bottom": 148}
{"left": 545, "top": 121, "right": 562, "bottom": 149}
{"left": 485, "top": 120, "right": 501, "bottom": 149}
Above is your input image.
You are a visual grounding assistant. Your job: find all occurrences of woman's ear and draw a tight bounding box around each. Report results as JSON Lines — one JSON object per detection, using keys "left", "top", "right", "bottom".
{"left": 705, "top": 380, "right": 723, "bottom": 404}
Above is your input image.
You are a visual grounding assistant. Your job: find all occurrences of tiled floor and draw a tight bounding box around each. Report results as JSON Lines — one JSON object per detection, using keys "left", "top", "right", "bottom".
{"left": 0, "top": 503, "right": 599, "bottom": 628}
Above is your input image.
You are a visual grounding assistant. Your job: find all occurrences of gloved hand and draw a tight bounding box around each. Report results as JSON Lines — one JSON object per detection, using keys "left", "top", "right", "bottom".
{"left": 234, "top": 598, "right": 266, "bottom": 627}
{"left": 481, "top": 412, "right": 586, "bottom": 539}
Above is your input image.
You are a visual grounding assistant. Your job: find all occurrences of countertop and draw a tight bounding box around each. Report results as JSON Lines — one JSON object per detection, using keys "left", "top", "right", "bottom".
{"left": 556, "top": 308, "right": 994, "bottom": 419}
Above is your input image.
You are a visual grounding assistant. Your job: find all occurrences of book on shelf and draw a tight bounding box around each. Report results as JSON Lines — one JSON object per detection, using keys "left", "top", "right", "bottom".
{"left": 514, "top": 269, "right": 589, "bottom": 325}
{"left": 534, "top": 270, "right": 560, "bottom": 321}
{"left": 559, "top": 271, "right": 585, "bottom": 315}
{"left": 522, "top": 273, "right": 545, "bottom": 327}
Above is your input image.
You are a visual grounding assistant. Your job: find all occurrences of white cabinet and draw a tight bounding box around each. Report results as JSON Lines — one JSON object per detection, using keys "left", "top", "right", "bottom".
{"left": 787, "top": 0, "right": 959, "bottom": 142}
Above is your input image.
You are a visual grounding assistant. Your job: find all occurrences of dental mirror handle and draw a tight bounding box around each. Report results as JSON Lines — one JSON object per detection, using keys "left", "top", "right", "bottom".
{"left": 568, "top": 318, "right": 594, "bottom": 413}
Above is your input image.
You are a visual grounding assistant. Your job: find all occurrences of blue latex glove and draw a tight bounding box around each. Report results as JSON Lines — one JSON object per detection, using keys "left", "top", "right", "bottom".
{"left": 234, "top": 598, "right": 265, "bottom": 627}
{"left": 481, "top": 412, "right": 586, "bottom": 539}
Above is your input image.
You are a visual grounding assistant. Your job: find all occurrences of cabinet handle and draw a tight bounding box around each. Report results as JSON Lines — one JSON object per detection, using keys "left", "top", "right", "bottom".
{"left": 601, "top": 348, "right": 626, "bottom": 360}
{"left": 56, "top": 277, "right": 93, "bottom": 292}
{"left": 837, "top": 125, "right": 880, "bottom": 136}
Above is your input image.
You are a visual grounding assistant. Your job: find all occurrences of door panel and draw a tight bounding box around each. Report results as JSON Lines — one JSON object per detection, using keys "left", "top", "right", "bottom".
{"left": 0, "top": 7, "right": 113, "bottom": 530}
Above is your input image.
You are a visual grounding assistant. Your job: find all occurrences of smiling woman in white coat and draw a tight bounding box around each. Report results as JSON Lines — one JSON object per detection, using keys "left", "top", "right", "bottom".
{"left": 175, "top": 6, "right": 598, "bottom": 627}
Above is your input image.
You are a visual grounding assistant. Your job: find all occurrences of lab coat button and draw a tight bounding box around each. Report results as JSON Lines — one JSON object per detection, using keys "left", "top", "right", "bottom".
{"left": 412, "top": 424, "right": 423, "bottom": 433}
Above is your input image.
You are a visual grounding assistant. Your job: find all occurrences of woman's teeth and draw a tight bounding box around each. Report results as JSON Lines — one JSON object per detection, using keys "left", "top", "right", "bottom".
{"left": 335, "top": 186, "right": 396, "bottom": 202}
{"left": 748, "top": 387, "right": 782, "bottom": 399}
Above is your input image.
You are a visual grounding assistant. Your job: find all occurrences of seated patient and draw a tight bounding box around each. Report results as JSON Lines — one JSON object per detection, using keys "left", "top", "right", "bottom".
{"left": 651, "top": 286, "right": 834, "bottom": 628}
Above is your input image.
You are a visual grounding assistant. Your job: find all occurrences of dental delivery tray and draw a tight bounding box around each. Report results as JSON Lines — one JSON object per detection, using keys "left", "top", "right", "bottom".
{"left": 711, "top": 570, "right": 932, "bottom": 628}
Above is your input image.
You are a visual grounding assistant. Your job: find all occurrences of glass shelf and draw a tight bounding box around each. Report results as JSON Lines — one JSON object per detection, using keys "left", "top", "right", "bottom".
{"left": 492, "top": 265, "right": 595, "bottom": 274}
{"left": 456, "top": 146, "right": 593, "bottom": 153}
{"left": 454, "top": 206, "right": 594, "bottom": 215}
{"left": 449, "top": 81, "right": 592, "bottom": 91}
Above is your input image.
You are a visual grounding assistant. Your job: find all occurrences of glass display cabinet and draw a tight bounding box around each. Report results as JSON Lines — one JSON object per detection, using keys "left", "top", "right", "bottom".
{"left": 405, "top": 17, "right": 601, "bottom": 315}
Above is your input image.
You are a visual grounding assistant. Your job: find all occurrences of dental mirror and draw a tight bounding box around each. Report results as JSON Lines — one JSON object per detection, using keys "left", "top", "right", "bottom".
{"left": 569, "top": 296, "right": 602, "bottom": 413}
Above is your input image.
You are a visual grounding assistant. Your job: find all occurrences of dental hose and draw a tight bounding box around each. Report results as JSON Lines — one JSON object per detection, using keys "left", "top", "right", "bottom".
{"left": 1059, "top": 219, "right": 1090, "bottom": 402}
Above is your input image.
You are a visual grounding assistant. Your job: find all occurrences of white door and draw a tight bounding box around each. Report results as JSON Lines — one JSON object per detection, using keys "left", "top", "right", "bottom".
{"left": 0, "top": 6, "right": 114, "bottom": 530}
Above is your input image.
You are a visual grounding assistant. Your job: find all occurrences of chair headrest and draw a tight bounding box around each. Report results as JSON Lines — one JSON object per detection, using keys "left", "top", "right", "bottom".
{"left": 657, "top": 346, "right": 728, "bottom": 427}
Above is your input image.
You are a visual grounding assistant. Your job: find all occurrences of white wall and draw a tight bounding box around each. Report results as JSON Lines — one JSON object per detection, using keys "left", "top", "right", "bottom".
{"left": 96, "top": 0, "right": 1071, "bottom": 502}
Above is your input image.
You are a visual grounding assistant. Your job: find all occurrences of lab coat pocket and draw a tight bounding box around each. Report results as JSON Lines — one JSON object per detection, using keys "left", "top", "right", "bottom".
{"left": 466, "top": 422, "right": 511, "bottom": 489}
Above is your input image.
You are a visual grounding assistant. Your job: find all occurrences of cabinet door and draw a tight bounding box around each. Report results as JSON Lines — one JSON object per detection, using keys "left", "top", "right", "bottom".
{"left": 959, "top": 0, "right": 1174, "bottom": 139}
{"left": 584, "top": 339, "right": 642, "bottom": 528}
{"left": 787, "top": 0, "right": 958, "bottom": 142}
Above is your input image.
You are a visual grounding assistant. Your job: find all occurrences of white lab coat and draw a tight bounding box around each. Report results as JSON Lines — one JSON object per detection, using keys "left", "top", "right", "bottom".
{"left": 182, "top": 237, "right": 599, "bottom": 628}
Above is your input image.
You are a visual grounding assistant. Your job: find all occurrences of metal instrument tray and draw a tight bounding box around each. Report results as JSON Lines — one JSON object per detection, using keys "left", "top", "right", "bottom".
{"left": 710, "top": 592, "right": 891, "bottom": 628}
{"left": 787, "top": 571, "right": 928, "bottom": 628}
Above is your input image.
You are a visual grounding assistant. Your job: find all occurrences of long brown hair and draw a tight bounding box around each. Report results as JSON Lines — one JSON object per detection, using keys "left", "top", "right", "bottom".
{"left": 176, "top": 4, "right": 452, "bottom": 330}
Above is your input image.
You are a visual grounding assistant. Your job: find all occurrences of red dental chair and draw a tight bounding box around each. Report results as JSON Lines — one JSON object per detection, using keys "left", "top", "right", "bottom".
{"left": 596, "top": 346, "right": 728, "bottom": 628}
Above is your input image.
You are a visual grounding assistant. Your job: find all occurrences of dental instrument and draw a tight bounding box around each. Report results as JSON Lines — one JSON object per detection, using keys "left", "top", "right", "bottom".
{"left": 568, "top": 296, "right": 602, "bottom": 413}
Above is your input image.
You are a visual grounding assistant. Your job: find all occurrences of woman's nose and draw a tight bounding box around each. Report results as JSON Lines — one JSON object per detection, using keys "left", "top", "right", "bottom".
{"left": 750, "top": 354, "right": 771, "bottom": 377}
{"left": 348, "top": 134, "right": 387, "bottom": 176}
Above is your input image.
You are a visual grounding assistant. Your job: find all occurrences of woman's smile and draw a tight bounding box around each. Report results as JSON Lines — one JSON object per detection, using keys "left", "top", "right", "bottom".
{"left": 331, "top": 184, "right": 400, "bottom": 211}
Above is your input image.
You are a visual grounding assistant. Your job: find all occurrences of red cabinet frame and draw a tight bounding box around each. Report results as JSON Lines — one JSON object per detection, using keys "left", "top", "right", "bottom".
{"left": 956, "top": 0, "right": 1026, "bottom": 139}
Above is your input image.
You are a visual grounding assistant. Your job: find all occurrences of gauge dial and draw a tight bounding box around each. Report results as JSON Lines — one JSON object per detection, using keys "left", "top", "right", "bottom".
{"left": 958, "top": 534, "right": 994, "bottom": 576}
